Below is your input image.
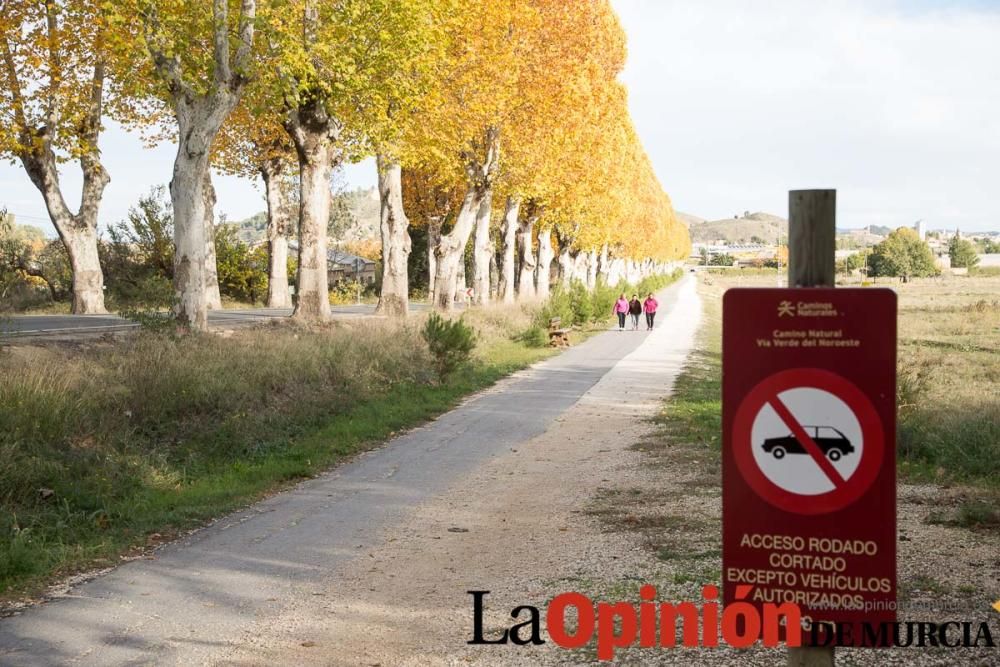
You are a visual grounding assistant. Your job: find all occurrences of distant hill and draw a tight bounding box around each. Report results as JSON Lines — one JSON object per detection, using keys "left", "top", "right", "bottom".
{"left": 228, "top": 187, "right": 381, "bottom": 244}
{"left": 688, "top": 212, "right": 788, "bottom": 244}
{"left": 675, "top": 212, "right": 705, "bottom": 228}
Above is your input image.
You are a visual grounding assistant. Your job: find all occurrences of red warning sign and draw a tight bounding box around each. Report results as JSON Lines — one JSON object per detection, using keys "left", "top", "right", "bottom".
{"left": 723, "top": 288, "right": 896, "bottom": 645}
{"left": 732, "top": 368, "right": 885, "bottom": 515}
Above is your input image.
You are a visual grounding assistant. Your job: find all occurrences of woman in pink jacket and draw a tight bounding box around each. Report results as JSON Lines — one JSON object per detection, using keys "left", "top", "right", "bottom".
{"left": 643, "top": 293, "right": 659, "bottom": 330}
{"left": 612, "top": 293, "right": 629, "bottom": 331}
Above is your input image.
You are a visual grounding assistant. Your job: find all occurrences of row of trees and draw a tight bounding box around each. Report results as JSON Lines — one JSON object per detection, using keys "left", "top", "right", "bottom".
{"left": 1, "top": 192, "right": 279, "bottom": 310}
{"left": 0, "top": 0, "right": 689, "bottom": 330}
{"left": 836, "top": 228, "right": 988, "bottom": 280}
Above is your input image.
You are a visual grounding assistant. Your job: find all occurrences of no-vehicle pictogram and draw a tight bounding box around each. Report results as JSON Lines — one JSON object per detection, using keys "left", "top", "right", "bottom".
{"left": 732, "top": 367, "right": 884, "bottom": 515}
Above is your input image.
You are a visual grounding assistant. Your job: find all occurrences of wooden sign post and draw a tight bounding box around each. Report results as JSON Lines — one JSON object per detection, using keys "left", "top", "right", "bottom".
{"left": 722, "top": 190, "right": 897, "bottom": 666}
{"left": 786, "top": 189, "right": 837, "bottom": 667}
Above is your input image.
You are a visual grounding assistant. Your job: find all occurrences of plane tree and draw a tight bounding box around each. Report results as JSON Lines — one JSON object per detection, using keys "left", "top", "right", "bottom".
{"left": 110, "top": 0, "right": 258, "bottom": 330}
{"left": 0, "top": 0, "right": 112, "bottom": 313}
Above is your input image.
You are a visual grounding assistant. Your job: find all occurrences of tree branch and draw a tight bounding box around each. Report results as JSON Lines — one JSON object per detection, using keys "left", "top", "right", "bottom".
{"left": 212, "top": 0, "right": 231, "bottom": 87}
{"left": 231, "top": 0, "right": 257, "bottom": 84}
{"left": 140, "top": 1, "right": 192, "bottom": 100}
{"left": 43, "top": 0, "right": 63, "bottom": 133}
{"left": 0, "top": 28, "right": 28, "bottom": 140}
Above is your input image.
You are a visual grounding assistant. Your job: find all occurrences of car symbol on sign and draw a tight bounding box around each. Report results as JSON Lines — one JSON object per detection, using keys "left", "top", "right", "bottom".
{"left": 762, "top": 426, "right": 854, "bottom": 461}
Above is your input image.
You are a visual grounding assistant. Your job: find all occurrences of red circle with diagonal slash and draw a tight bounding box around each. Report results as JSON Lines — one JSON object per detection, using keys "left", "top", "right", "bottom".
{"left": 733, "top": 368, "right": 884, "bottom": 515}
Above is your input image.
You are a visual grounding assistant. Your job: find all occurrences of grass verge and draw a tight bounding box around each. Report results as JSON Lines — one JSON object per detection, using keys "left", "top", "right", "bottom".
{"left": 0, "top": 304, "right": 558, "bottom": 603}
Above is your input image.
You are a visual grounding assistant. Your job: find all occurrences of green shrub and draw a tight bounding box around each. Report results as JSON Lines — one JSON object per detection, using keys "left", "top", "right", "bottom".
{"left": 568, "top": 280, "right": 593, "bottom": 325}
{"left": 515, "top": 324, "right": 548, "bottom": 348}
{"left": 118, "top": 307, "right": 177, "bottom": 335}
{"left": 533, "top": 285, "right": 574, "bottom": 330}
{"left": 590, "top": 280, "right": 619, "bottom": 323}
{"left": 422, "top": 313, "right": 477, "bottom": 380}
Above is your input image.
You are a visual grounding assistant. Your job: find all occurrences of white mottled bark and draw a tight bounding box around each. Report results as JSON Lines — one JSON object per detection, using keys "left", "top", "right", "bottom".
{"left": 203, "top": 171, "right": 222, "bottom": 309}
{"left": 261, "top": 158, "right": 292, "bottom": 308}
{"left": 471, "top": 191, "right": 493, "bottom": 306}
{"left": 148, "top": 0, "right": 257, "bottom": 330}
{"left": 16, "top": 58, "right": 109, "bottom": 314}
{"left": 375, "top": 155, "right": 411, "bottom": 317}
{"left": 571, "top": 251, "right": 588, "bottom": 284}
{"left": 597, "top": 243, "right": 610, "bottom": 284}
{"left": 433, "top": 127, "right": 499, "bottom": 310}
{"left": 427, "top": 216, "right": 441, "bottom": 302}
{"left": 558, "top": 247, "right": 573, "bottom": 288}
{"left": 536, "top": 229, "right": 554, "bottom": 299}
{"left": 516, "top": 214, "right": 537, "bottom": 301}
{"left": 608, "top": 257, "right": 626, "bottom": 286}
{"left": 22, "top": 154, "right": 109, "bottom": 314}
{"left": 489, "top": 239, "right": 499, "bottom": 299}
{"left": 170, "top": 131, "right": 215, "bottom": 330}
{"left": 586, "top": 250, "right": 598, "bottom": 289}
{"left": 434, "top": 190, "right": 480, "bottom": 310}
{"left": 286, "top": 104, "right": 337, "bottom": 322}
{"left": 498, "top": 196, "right": 519, "bottom": 303}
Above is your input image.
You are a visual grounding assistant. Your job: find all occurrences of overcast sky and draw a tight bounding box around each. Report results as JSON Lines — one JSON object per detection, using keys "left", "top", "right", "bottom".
{"left": 2, "top": 0, "right": 998, "bottom": 235}
{"left": 615, "top": 0, "right": 1000, "bottom": 231}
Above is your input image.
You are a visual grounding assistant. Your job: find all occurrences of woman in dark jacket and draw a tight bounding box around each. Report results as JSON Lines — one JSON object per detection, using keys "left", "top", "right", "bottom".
{"left": 628, "top": 294, "right": 642, "bottom": 330}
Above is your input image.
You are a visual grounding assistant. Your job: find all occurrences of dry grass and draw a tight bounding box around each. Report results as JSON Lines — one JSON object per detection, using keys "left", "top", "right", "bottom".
{"left": 0, "top": 305, "right": 557, "bottom": 601}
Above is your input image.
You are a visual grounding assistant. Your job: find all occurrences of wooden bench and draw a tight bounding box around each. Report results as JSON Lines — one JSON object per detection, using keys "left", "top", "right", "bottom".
{"left": 548, "top": 317, "right": 571, "bottom": 347}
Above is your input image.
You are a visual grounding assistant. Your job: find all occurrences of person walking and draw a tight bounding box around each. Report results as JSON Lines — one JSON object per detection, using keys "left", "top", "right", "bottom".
{"left": 643, "top": 292, "right": 659, "bottom": 330}
{"left": 612, "top": 293, "right": 629, "bottom": 331}
{"left": 628, "top": 294, "right": 642, "bottom": 330}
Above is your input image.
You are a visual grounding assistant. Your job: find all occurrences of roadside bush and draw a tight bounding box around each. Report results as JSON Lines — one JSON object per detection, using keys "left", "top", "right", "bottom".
{"left": 329, "top": 279, "right": 375, "bottom": 305}
{"left": 215, "top": 224, "right": 268, "bottom": 304}
{"left": 118, "top": 307, "right": 178, "bottom": 336}
{"left": 422, "top": 313, "right": 477, "bottom": 380}
{"left": 101, "top": 187, "right": 175, "bottom": 308}
{"left": 533, "top": 285, "right": 574, "bottom": 330}
{"left": 515, "top": 324, "right": 548, "bottom": 348}
{"left": 568, "top": 280, "right": 593, "bottom": 325}
{"left": 590, "top": 280, "right": 619, "bottom": 322}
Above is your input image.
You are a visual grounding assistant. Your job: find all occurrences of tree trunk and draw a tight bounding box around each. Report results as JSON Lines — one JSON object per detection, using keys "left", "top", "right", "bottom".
{"left": 489, "top": 240, "right": 499, "bottom": 300}
{"left": 517, "top": 215, "right": 537, "bottom": 301}
{"left": 498, "top": 196, "right": 519, "bottom": 303}
{"left": 608, "top": 257, "right": 625, "bottom": 285}
{"left": 374, "top": 155, "right": 411, "bottom": 317}
{"left": 434, "top": 189, "right": 483, "bottom": 310}
{"left": 471, "top": 191, "right": 493, "bottom": 306}
{"left": 597, "top": 243, "right": 610, "bottom": 285}
{"left": 559, "top": 247, "right": 573, "bottom": 287}
{"left": 203, "top": 171, "right": 222, "bottom": 309}
{"left": 586, "top": 250, "right": 598, "bottom": 289}
{"left": 456, "top": 244, "right": 468, "bottom": 302}
{"left": 169, "top": 93, "right": 243, "bottom": 330}
{"left": 63, "top": 225, "right": 105, "bottom": 313}
{"left": 17, "top": 71, "right": 109, "bottom": 314}
{"left": 432, "top": 127, "right": 499, "bottom": 310}
{"left": 286, "top": 101, "right": 338, "bottom": 323}
{"left": 427, "top": 216, "right": 441, "bottom": 302}
{"left": 572, "top": 252, "right": 589, "bottom": 285}
{"left": 170, "top": 140, "right": 211, "bottom": 330}
{"left": 145, "top": 0, "right": 256, "bottom": 330}
{"left": 261, "top": 158, "right": 292, "bottom": 308}
{"left": 536, "top": 229, "right": 554, "bottom": 299}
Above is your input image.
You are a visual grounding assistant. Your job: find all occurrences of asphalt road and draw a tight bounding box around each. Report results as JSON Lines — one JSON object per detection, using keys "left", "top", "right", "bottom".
{"left": 0, "top": 278, "right": 695, "bottom": 666}
{"left": 0, "top": 303, "right": 432, "bottom": 339}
